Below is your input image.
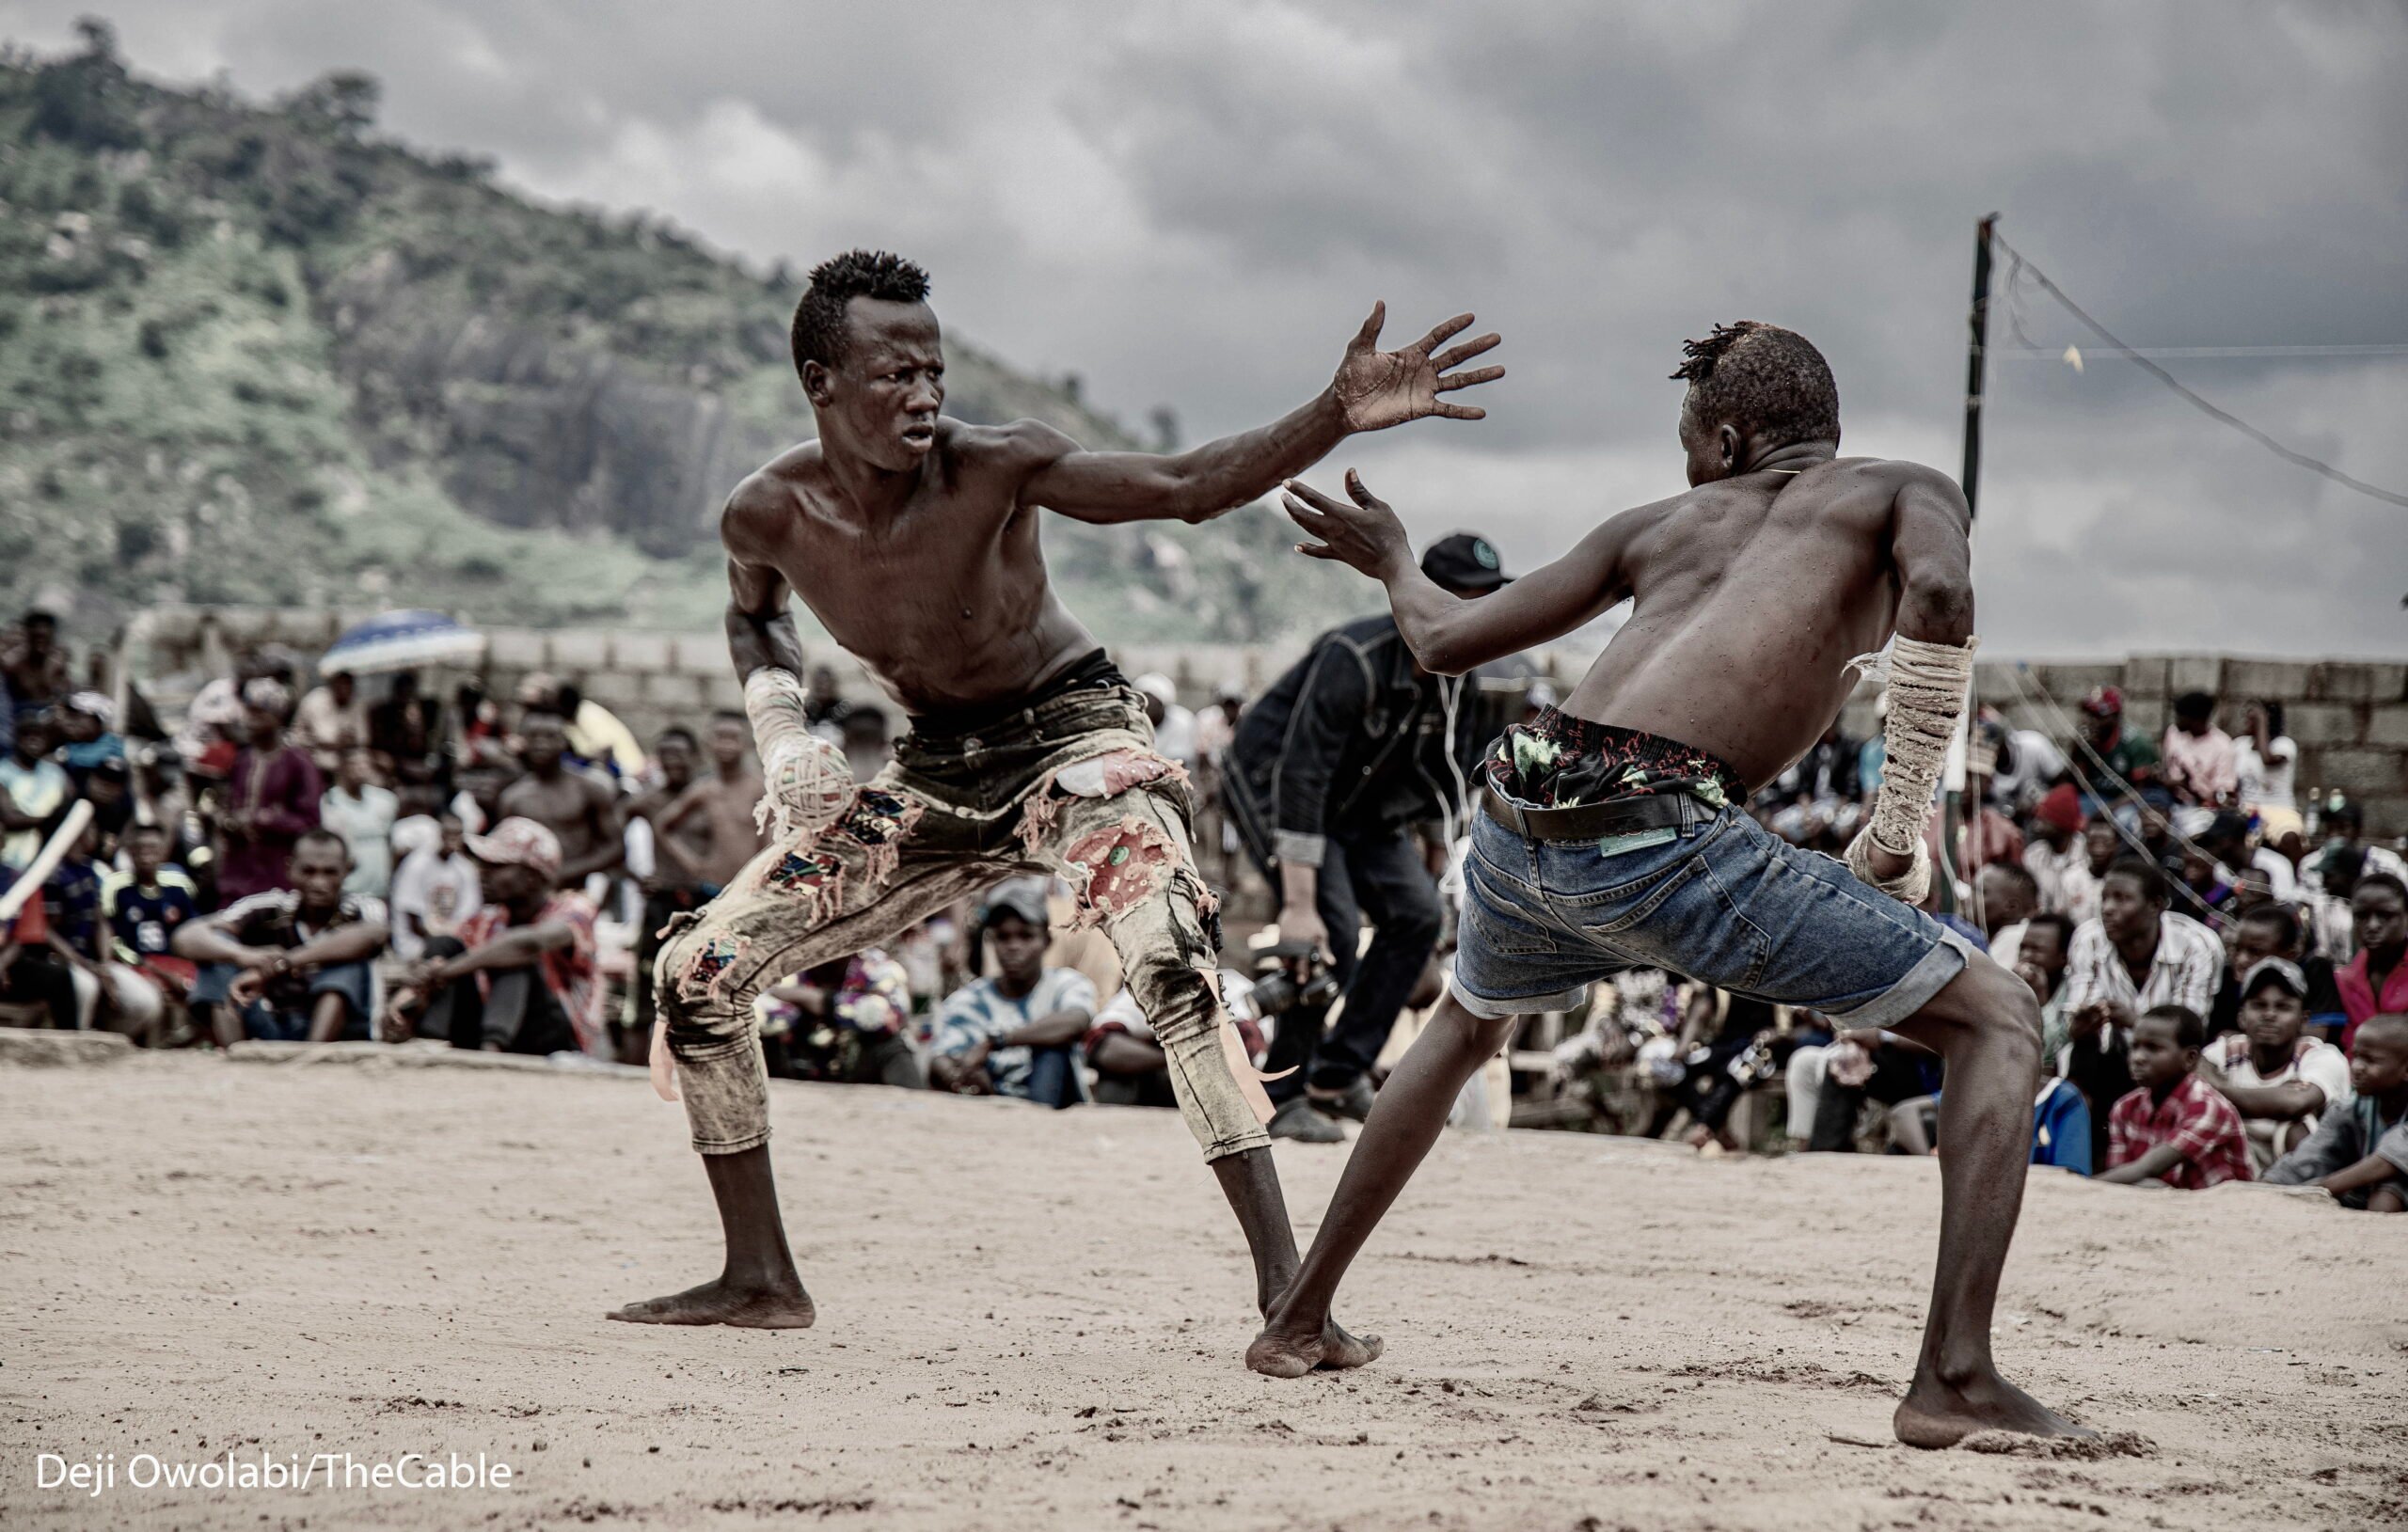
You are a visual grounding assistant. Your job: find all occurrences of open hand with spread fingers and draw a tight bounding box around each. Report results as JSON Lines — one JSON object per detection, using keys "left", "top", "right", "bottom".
{"left": 1330, "top": 303, "right": 1504, "bottom": 433}
{"left": 1283, "top": 469, "right": 1414, "bottom": 582}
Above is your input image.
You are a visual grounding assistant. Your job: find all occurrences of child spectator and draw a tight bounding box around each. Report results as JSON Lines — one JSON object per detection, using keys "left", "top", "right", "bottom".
{"left": 40, "top": 819, "right": 158, "bottom": 1037}
{"left": 927, "top": 889, "right": 1097, "bottom": 1109}
{"left": 102, "top": 823, "right": 201, "bottom": 1042}
{"left": 387, "top": 817, "right": 603, "bottom": 1055}
{"left": 1088, "top": 969, "right": 1267, "bottom": 1111}
{"left": 173, "top": 829, "right": 388, "bottom": 1044}
{"left": 388, "top": 813, "right": 483, "bottom": 963}
{"left": 55, "top": 692, "right": 125, "bottom": 788}
{"left": 0, "top": 710, "right": 71, "bottom": 872}
{"left": 2198, "top": 958, "right": 2354, "bottom": 1173}
{"left": 2264, "top": 1013, "right": 2408, "bottom": 1211}
{"left": 2336, "top": 874, "right": 2407, "bottom": 1053}
{"left": 2099, "top": 1004, "right": 2252, "bottom": 1189}
{"left": 320, "top": 748, "right": 400, "bottom": 899}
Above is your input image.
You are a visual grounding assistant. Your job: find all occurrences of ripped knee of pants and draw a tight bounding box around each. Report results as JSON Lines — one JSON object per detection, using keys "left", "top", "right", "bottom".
{"left": 657, "top": 915, "right": 755, "bottom": 1049}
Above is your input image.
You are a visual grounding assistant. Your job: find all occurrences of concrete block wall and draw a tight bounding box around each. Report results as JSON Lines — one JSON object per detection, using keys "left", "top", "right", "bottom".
{"left": 118, "top": 610, "right": 2406, "bottom": 838}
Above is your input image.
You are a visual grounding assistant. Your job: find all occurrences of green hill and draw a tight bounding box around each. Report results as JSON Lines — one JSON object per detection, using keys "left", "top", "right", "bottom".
{"left": 0, "top": 21, "right": 1366, "bottom": 641}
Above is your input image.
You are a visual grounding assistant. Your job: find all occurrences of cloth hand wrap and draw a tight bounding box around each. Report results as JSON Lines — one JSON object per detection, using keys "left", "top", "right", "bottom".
{"left": 1843, "top": 635, "right": 1978, "bottom": 906}
{"left": 743, "top": 667, "right": 857, "bottom": 842}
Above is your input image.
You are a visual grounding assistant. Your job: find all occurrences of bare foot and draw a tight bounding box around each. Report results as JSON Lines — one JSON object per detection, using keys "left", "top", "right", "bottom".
{"left": 1893, "top": 1366, "right": 2092, "bottom": 1448}
{"left": 608, "top": 1276, "right": 816, "bottom": 1329}
{"left": 1244, "top": 1318, "right": 1385, "bottom": 1379}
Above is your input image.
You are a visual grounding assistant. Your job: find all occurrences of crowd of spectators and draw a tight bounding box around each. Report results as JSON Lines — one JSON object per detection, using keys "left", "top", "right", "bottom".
{"left": 3, "top": 605, "right": 2402, "bottom": 1212}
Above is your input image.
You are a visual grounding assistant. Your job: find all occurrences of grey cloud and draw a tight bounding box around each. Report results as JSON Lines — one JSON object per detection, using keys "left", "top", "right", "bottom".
{"left": 4, "top": 0, "right": 2402, "bottom": 655}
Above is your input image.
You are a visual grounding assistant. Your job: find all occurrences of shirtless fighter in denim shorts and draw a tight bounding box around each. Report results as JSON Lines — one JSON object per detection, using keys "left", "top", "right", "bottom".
{"left": 608, "top": 250, "right": 1502, "bottom": 1347}
{"left": 1254, "top": 321, "right": 2089, "bottom": 1449}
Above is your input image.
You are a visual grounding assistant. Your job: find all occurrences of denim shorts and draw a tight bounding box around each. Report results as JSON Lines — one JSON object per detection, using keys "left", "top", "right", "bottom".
{"left": 1451, "top": 800, "right": 1977, "bottom": 1028}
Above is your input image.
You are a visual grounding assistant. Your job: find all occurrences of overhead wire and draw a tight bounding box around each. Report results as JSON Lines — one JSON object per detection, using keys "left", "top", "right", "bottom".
{"left": 1988, "top": 233, "right": 2408, "bottom": 510}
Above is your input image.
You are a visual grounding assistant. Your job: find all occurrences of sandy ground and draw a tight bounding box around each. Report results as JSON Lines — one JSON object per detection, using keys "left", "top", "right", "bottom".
{"left": 2, "top": 1047, "right": 2400, "bottom": 1532}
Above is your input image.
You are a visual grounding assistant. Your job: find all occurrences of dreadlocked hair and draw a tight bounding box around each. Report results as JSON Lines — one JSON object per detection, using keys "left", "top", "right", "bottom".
{"left": 1671, "top": 321, "right": 1840, "bottom": 448}
{"left": 790, "top": 250, "right": 932, "bottom": 377}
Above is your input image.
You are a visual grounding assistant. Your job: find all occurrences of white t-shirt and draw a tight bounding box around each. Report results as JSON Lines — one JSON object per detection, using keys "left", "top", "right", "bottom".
{"left": 2202, "top": 1033, "right": 2353, "bottom": 1173}
{"left": 320, "top": 783, "right": 399, "bottom": 897}
{"left": 388, "top": 846, "right": 483, "bottom": 961}
{"left": 2250, "top": 845, "right": 2298, "bottom": 900}
{"left": 2234, "top": 735, "right": 2297, "bottom": 813}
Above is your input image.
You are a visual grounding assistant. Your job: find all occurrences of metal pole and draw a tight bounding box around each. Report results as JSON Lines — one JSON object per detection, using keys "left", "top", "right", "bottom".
{"left": 1962, "top": 213, "right": 1996, "bottom": 518}
{"left": 1944, "top": 214, "right": 1996, "bottom": 919}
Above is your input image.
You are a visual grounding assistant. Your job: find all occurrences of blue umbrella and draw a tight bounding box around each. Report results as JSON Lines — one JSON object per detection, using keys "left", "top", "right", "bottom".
{"left": 320, "top": 610, "right": 485, "bottom": 675}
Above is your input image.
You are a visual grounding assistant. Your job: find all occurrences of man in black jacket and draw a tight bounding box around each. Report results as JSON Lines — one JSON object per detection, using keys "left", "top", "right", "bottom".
{"left": 1224, "top": 533, "right": 1511, "bottom": 1140}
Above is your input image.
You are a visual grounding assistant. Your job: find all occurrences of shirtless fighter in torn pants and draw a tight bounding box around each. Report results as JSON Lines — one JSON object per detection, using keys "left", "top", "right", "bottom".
{"left": 610, "top": 251, "right": 1502, "bottom": 1340}
{"left": 1259, "top": 322, "right": 2088, "bottom": 1447}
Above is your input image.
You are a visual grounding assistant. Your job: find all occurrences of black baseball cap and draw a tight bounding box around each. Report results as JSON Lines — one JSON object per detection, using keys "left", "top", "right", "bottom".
{"left": 1420, "top": 532, "right": 1513, "bottom": 592}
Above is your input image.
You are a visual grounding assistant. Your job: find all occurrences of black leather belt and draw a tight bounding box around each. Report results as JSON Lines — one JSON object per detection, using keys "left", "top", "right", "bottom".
{"left": 1480, "top": 782, "right": 1710, "bottom": 842}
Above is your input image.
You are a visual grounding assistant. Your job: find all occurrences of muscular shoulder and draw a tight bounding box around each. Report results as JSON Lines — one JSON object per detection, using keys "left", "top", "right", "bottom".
{"left": 721, "top": 446, "right": 819, "bottom": 558}
{"left": 944, "top": 417, "right": 1085, "bottom": 480}
{"left": 1852, "top": 458, "right": 1970, "bottom": 520}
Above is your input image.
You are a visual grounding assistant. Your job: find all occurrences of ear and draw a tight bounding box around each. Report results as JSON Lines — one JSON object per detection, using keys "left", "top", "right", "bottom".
{"left": 801, "top": 359, "right": 835, "bottom": 407}
{"left": 1717, "top": 422, "right": 1741, "bottom": 469}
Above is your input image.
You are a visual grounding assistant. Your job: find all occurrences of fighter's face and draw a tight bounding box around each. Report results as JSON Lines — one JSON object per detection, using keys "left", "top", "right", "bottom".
{"left": 811, "top": 299, "right": 944, "bottom": 471}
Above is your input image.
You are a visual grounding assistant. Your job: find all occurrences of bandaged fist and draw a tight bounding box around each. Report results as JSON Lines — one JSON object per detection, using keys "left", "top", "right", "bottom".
{"left": 1845, "top": 824, "right": 1931, "bottom": 907}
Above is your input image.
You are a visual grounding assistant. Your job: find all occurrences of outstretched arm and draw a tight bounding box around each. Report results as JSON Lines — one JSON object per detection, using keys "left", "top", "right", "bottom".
{"left": 1283, "top": 470, "right": 1648, "bottom": 675}
{"left": 1022, "top": 305, "right": 1503, "bottom": 526}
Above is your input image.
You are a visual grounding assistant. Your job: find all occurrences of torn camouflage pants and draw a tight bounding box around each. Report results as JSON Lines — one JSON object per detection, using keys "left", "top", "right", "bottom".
{"left": 655, "top": 678, "right": 1269, "bottom": 1161}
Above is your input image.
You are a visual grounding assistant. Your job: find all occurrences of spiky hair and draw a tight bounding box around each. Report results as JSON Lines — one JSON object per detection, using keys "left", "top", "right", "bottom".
{"left": 1671, "top": 321, "right": 1840, "bottom": 447}
{"left": 790, "top": 250, "right": 932, "bottom": 376}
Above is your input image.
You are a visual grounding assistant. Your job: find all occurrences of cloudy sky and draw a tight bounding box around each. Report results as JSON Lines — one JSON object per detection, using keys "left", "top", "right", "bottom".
{"left": 9, "top": 1, "right": 2406, "bottom": 656}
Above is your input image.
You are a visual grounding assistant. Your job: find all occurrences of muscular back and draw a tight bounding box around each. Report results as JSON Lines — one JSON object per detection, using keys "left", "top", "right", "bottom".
{"left": 723, "top": 420, "right": 1099, "bottom": 716}
{"left": 1564, "top": 457, "right": 1962, "bottom": 791}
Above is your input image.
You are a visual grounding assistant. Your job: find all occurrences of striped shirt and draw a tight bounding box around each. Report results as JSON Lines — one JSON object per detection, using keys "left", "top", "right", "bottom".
{"left": 2061, "top": 910, "right": 2222, "bottom": 1020}
{"left": 932, "top": 968, "right": 1098, "bottom": 1101}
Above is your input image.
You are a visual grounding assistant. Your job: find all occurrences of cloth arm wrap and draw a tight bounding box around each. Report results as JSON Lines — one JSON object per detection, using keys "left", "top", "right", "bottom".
{"left": 743, "top": 667, "right": 857, "bottom": 842}
{"left": 1844, "top": 636, "right": 1978, "bottom": 905}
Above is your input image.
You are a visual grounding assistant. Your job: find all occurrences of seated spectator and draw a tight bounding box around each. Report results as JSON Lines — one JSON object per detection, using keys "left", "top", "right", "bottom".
{"left": 2021, "top": 785, "right": 2091, "bottom": 918}
{"left": 2305, "top": 845, "right": 2362, "bottom": 966}
{"left": 388, "top": 813, "right": 482, "bottom": 962}
{"left": 2233, "top": 700, "right": 2300, "bottom": 842}
{"left": 173, "top": 829, "right": 388, "bottom": 1044}
{"left": 2264, "top": 1013, "right": 2408, "bottom": 1211}
{"left": 1973, "top": 861, "right": 2039, "bottom": 956}
{"left": 2098, "top": 1004, "right": 2251, "bottom": 1189}
{"left": 367, "top": 671, "right": 440, "bottom": 791}
{"left": 55, "top": 692, "right": 124, "bottom": 788}
{"left": 2161, "top": 691, "right": 2238, "bottom": 809}
{"left": 0, "top": 709, "right": 71, "bottom": 872}
{"left": 2068, "top": 686, "right": 2161, "bottom": 814}
{"left": 2337, "top": 874, "right": 2407, "bottom": 1054}
{"left": 294, "top": 669, "right": 369, "bottom": 772}
{"left": 2210, "top": 903, "right": 2346, "bottom": 1041}
{"left": 0, "top": 858, "right": 76, "bottom": 1028}
{"left": 2016, "top": 911, "right": 2077, "bottom": 1065}
{"left": 321, "top": 748, "right": 400, "bottom": 899}
{"left": 2059, "top": 857, "right": 2224, "bottom": 1166}
{"left": 761, "top": 950, "right": 921, "bottom": 1088}
{"left": 40, "top": 818, "right": 159, "bottom": 1038}
{"left": 385, "top": 817, "right": 601, "bottom": 1055}
{"left": 216, "top": 680, "right": 325, "bottom": 903}
{"left": 102, "top": 823, "right": 201, "bottom": 1043}
{"left": 1087, "top": 969, "right": 1265, "bottom": 1111}
{"left": 1133, "top": 673, "right": 1198, "bottom": 770}
{"left": 1785, "top": 1025, "right": 1941, "bottom": 1153}
{"left": 2312, "top": 801, "right": 2406, "bottom": 890}
{"left": 927, "top": 890, "right": 1097, "bottom": 1109}
{"left": 2199, "top": 957, "right": 2353, "bottom": 1174}
{"left": 2030, "top": 1077, "right": 2094, "bottom": 1176}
